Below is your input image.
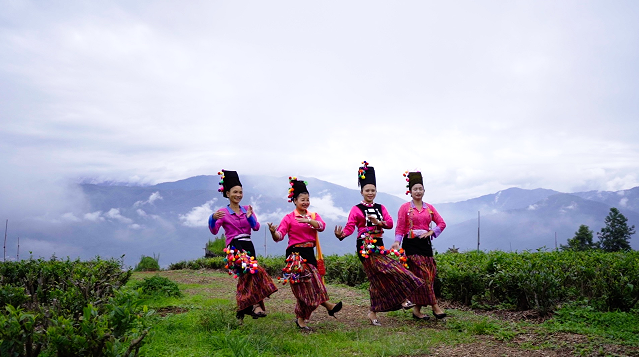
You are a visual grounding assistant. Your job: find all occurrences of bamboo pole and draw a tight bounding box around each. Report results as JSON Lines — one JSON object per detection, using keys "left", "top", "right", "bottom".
{"left": 3, "top": 219, "right": 7, "bottom": 262}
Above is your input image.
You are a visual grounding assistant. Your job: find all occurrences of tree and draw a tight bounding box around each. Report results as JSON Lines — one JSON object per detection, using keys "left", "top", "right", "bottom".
{"left": 561, "top": 224, "right": 595, "bottom": 251}
{"left": 597, "top": 207, "right": 636, "bottom": 252}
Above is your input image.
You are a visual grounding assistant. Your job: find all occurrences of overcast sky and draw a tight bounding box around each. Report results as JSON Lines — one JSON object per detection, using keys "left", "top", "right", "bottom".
{"left": 2, "top": 0, "right": 639, "bottom": 221}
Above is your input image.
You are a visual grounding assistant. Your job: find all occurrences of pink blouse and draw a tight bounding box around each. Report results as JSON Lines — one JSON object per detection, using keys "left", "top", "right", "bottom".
{"left": 341, "top": 204, "right": 394, "bottom": 238}
{"left": 274, "top": 210, "right": 326, "bottom": 248}
{"left": 209, "top": 205, "right": 260, "bottom": 246}
{"left": 395, "top": 201, "right": 446, "bottom": 243}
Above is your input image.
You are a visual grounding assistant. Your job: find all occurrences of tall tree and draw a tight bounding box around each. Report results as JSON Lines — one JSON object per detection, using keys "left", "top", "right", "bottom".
{"left": 597, "top": 208, "right": 636, "bottom": 252}
{"left": 561, "top": 224, "right": 595, "bottom": 251}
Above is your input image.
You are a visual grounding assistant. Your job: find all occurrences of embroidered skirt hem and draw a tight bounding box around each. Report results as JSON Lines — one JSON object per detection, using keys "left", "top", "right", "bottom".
{"left": 406, "top": 254, "right": 437, "bottom": 306}
{"left": 290, "top": 263, "right": 329, "bottom": 320}
{"left": 362, "top": 254, "right": 425, "bottom": 312}
{"left": 236, "top": 265, "right": 278, "bottom": 312}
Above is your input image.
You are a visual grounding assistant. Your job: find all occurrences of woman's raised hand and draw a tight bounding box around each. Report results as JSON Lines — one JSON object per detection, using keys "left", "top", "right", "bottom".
{"left": 334, "top": 225, "right": 344, "bottom": 239}
{"left": 268, "top": 223, "right": 277, "bottom": 233}
{"left": 367, "top": 215, "right": 380, "bottom": 226}
{"left": 246, "top": 205, "right": 253, "bottom": 218}
{"left": 213, "top": 209, "right": 225, "bottom": 220}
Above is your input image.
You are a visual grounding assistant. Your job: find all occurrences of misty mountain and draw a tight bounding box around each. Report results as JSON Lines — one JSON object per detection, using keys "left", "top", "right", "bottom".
{"left": 438, "top": 193, "right": 639, "bottom": 253}
{"left": 434, "top": 187, "right": 561, "bottom": 224}
{"left": 8, "top": 175, "right": 639, "bottom": 268}
{"left": 571, "top": 187, "right": 639, "bottom": 213}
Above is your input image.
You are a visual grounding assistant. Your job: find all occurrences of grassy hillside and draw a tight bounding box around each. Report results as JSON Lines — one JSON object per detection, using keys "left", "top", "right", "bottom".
{"left": 131, "top": 270, "right": 639, "bottom": 357}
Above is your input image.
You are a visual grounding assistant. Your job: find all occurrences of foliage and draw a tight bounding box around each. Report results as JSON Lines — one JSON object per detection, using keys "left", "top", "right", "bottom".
{"left": 561, "top": 224, "right": 596, "bottom": 251}
{"left": 170, "top": 250, "right": 639, "bottom": 313}
{"left": 437, "top": 250, "right": 639, "bottom": 313}
{"left": 134, "top": 254, "right": 160, "bottom": 272}
{"left": 0, "top": 257, "right": 151, "bottom": 356}
{"left": 544, "top": 303, "right": 639, "bottom": 345}
{"left": 205, "top": 235, "right": 227, "bottom": 257}
{"left": 138, "top": 270, "right": 639, "bottom": 356}
{"left": 597, "top": 207, "right": 636, "bottom": 252}
{"left": 130, "top": 275, "right": 182, "bottom": 298}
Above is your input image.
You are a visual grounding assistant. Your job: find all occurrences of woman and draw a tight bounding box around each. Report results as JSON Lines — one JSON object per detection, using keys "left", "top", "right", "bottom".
{"left": 268, "top": 177, "right": 342, "bottom": 332}
{"left": 335, "top": 162, "right": 425, "bottom": 325}
{"left": 392, "top": 171, "right": 447, "bottom": 319}
{"left": 209, "top": 170, "right": 278, "bottom": 321}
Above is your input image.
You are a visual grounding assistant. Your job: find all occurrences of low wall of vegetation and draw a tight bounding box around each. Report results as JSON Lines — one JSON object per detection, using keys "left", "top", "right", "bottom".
{"left": 0, "top": 257, "right": 151, "bottom": 357}
{"left": 169, "top": 250, "right": 639, "bottom": 314}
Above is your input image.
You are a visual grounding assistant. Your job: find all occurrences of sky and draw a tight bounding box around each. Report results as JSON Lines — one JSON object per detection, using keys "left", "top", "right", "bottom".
{"left": 2, "top": 0, "right": 639, "bottom": 223}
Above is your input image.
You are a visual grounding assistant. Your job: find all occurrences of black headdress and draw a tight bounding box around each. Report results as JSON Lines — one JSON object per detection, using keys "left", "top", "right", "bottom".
{"left": 217, "top": 170, "right": 242, "bottom": 198}
{"left": 403, "top": 171, "right": 423, "bottom": 194}
{"left": 357, "top": 161, "right": 376, "bottom": 188}
{"left": 287, "top": 176, "right": 309, "bottom": 202}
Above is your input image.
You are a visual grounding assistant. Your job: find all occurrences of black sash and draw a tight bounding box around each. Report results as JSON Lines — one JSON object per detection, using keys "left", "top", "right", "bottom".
{"left": 402, "top": 235, "right": 433, "bottom": 257}
{"left": 229, "top": 238, "right": 256, "bottom": 256}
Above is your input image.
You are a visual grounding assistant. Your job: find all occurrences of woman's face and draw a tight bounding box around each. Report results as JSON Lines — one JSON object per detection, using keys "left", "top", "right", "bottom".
{"left": 294, "top": 193, "right": 310, "bottom": 212}
{"left": 410, "top": 184, "right": 424, "bottom": 200}
{"left": 226, "top": 186, "right": 243, "bottom": 205}
{"left": 361, "top": 184, "right": 377, "bottom": 203}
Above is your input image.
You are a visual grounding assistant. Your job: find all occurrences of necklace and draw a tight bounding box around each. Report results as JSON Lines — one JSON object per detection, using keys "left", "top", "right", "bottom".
{"left": 360, "top": 201, "right": 374, "bottom": 207}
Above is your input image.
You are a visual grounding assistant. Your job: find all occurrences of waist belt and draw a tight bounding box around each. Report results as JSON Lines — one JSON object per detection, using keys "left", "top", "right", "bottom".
{"left": 292, "top": 242, "right": 315, "bottom": 248}
{"left": 232, "top": 234, "right": 251, "bottom": 241}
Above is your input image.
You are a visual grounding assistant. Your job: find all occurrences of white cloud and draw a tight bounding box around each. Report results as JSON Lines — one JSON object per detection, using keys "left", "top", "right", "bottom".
{"left": 179, "top": 199, "right": 216, "bottom": 227}
{"left": 84, "top": 211, "right": 104, "bottom": 222}
{"left": 134, "top": 191, "right": 163, "bottom": 207}
{"left": 1, "top": 0, "right": 639, "bottom": 209}
{"left": 259, "top": 208, "right": 287, "bottom": 223}
{"left": 619, "top": 197, "right": 629, "bottom": 207}
{"left": 105, "top": 208, "right": 133, "bottom": 224}
{"left": 136, "top": 209, "right": 147, "bottom": 217}
{"left": 60, "top": 212, "right": 81, "bottom": 222}
{"left": 309, "top": 193, "right": 349, "bottom": 221}
{"left": 129, "top": 223, "right": 142, "bottom": 229}
{"left": 527, "top": 204, "right": 538, "bottom": 211}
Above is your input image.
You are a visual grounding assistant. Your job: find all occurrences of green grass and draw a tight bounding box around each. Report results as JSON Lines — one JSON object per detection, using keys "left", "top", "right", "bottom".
{"left": 543, "top": 304, "right": 639, "bottom": 345}
{"left": 132, "top": 270, "right": 639, "bottom": 357}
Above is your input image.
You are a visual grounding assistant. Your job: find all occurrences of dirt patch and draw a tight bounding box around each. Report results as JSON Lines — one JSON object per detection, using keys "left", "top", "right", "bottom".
{"left": 154, "top": 306, "right": 190, "bottom": 317}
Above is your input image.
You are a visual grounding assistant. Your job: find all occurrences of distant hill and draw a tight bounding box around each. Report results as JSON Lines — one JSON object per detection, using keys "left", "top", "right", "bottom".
{"left": 10, "top": 175, "right": 639, "bottom": 267}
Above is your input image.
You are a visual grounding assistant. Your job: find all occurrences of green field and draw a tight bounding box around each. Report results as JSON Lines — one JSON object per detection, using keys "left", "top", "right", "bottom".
{"left": 132, "top": 269, "right": 639, "bottom": 357}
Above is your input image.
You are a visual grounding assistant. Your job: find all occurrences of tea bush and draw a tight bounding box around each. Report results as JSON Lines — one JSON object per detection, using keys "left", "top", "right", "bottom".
{"left": 169, "top": 250, "right": 639, "bottom": 313}
{"left": 131, "top": 275, "right": 182, "bottom": 298}
{"left": 0, "top": 257, "right": 151, "bottom": 357}
{"left": 134, "top": 255, "right": 160, "bottom": 272}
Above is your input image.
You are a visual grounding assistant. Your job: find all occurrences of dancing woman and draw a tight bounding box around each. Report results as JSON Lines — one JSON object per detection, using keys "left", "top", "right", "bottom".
{"left": 335, "top": 162, "right": 424, "bottom": 325}
{"left": 268, "top": 177, "right": 342, "bottom": 331}
{"left": 209, "top": 170, "right": 278, "bottom": 321}
{"left": 392, "top": 171, "right": 447, "bottom": 319}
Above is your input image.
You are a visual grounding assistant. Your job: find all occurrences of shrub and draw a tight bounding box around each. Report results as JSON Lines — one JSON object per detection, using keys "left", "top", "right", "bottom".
{"left": 0, "top": 256, "right": 150, "bottom": 356}
{"left": 205, "top": 236, "right": 227, "bottom": 257}
{"left": 131, "top": 275, "right": 182, "bottom": 298}
{"left": 134, "top": 255, "right": 160, "bottom": 272}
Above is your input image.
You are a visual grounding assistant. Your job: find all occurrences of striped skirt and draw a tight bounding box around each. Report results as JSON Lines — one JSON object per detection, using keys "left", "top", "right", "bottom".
{"left": 362, "top": 254, "right": 425, "bottom": 312}
{"left": 290, "top": 263, "right": 329, "bottom": 320}
{"left": 406, "top": 254, "right": 437, "bottom": 307}
{"left": 236, "top": 265, "right": 279, "bottom": 312}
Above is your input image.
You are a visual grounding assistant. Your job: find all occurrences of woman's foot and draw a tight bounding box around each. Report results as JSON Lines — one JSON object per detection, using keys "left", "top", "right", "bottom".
{"left": 367, "top": 311, "right": 381, "bottom": 326}
{"left": 295, "top": 317, "right": 312, "bottom": 332}
{"left": 327, "top": 301, "right": 342, "bottom": 317}
{"left": 401, "top": 300, "right": 415, "bottom": 310}
{"left": 432, "top": 304, "right": 447, "bottom": 319}
{"left": 252, "top": 305, "right": 267, "bottom": 318}
{"left": 411, "top": 306, "right": 429, "bottom": 320}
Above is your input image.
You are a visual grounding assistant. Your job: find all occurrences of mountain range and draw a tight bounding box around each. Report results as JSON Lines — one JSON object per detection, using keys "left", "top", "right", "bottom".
{"left": 7, "top": 175, "right": 638, "bottom": 268}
